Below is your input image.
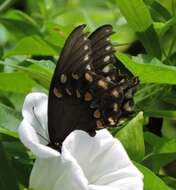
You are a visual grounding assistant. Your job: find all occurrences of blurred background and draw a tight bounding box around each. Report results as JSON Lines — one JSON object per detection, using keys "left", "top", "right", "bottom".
{"left": 0, "top": 0, "right": 176, "bottom": 190}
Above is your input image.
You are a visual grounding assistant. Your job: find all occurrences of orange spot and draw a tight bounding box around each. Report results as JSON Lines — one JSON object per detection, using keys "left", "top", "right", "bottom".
{"left": 97, "top": 80, "right": 108, "bottom": 89}
{"left": 96, "top": 120, "right": 104, "bottom": 129}
{"left": 84, "top": 92, "right": 92, "bottom": 101}
{"left": 53, "top": 88, "right": 62, "bottom": 98}
{"left": 93, "top": 110, "right": 101, "bottom": 119}
{"left": 111, "top": 89, "right": 119, "bottom": 97}
{"left": 85, "top": 72, "right": 93, "bottom": 82}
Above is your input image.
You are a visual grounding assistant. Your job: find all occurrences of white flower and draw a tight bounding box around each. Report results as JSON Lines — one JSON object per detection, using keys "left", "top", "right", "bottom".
{"left": 18, "top": 92, "right": 143, "bottom": 190}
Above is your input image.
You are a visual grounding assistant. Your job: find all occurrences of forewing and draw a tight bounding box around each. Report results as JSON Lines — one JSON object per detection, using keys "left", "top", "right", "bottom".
{"left": 48, "top": 25, "right": 94, "bottom": 147}
{"left": 89, "top": 24, "right": 116, "bottom": 72}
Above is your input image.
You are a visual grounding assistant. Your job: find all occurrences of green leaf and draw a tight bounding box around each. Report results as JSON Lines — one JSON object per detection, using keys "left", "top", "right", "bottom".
{"left": 0, "top": 102, "right": 21, "bottom": 131}
{"left": 4, "top": 35, "right": 58, "bottom": 57}
{"left": 0, "top": 141, "right": 19, "bottom": 190}
{"left": 0, "top": 128, "right": 18, "bottom": 138}
{"left": 117, "top": 52, "right": 176, "bottom": 84}
{"left": 144, "top": 110, "right": 176, "bottom": 119}
{"left": 143, "top": 132, "right": 176, "bottom": 172}
{"left": 148, "top": 1, "right": 172, "bottom": 21}
{"left": 160, "top": 16, "right": 176, "bottom": 38}
{"left": 137, "top": 25, "right": 162, "bottom": 59}
{"left": 145, "top": 132, "right": 176, "bottom": 154}
{"left": 116, "top": 0, "right": 152, "bottom": 32}
{"left": 0, "top": 72, "right": 37, "bottom": 93}
{"left": 0, "top": 17, "right": 40, "bottom": 38}
{"left": 116, "top": 0, "right": 161, "bottom": 58}
{"left": 135, "top": 162, "right": 171, "bottom": 190}
{"left": 0, "top": 61, "right": 51, "bottom": 89}
{"left": 116, "top": 112, "right": 145, "bottom": 162}
{"left": 162, "top": 176, "right": 176, "bottom": 189}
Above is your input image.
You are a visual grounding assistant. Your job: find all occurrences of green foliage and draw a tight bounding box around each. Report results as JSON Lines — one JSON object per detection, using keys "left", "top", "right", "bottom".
{"left": 116, "top": 112, "right": 145, "bottom": 162}
{"left": 0, "top": 0, "right": 176, "bottom": 189}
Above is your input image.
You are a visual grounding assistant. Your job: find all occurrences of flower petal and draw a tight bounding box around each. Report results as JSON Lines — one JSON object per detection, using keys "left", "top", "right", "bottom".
{"left": 22, "top": 92, "right": 49, "bottom": 143}
{"left": 18, "top": 119, "right": 60, "bottom": 158}
{"left": 30, "top": 153, "right": 88, "bottom": 190}
{"left": 19, "top": 92, "right": 143, "bottom": 190}
{"left": 63, "top": 129, "right": 143, "bottom": 189}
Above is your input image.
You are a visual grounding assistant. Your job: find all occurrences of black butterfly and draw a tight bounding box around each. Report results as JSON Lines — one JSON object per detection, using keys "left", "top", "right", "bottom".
{"left": 48, "top": 24, "right": 139, "bottom": 151}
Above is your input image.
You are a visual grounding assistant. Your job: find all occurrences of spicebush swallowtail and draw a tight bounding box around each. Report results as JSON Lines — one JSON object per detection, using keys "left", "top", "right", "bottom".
{"left": 48, "top": 24, "right": 139, "bottom": 151}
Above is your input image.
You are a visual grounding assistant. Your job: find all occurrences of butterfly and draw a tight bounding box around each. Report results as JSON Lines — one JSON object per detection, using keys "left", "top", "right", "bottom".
{"left": 48, "top": 24, "right": 139, "bottom": 151}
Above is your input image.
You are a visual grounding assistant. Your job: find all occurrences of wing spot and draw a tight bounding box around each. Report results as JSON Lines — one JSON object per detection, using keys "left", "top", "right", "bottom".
{"left": 85, "top": 72, "right": 93, "bottom": 82}
{"left": 123, "top": 101, "right": 133, "bottom": 112}
{"left": 60, "top": 74, "right": 67, "bottom": 83}
{"left": 84, "top": 54, "right": 89, "bottom": 61}
{"left": 86, "top": 64, "right": 91, "bottom": 71}
{"left": 53, "top": 88, "right": 62, "bottom": 98}
{"left": 108, "top": 117, "right": 115, "bottom": 125}
{"left": 113, "top": 103, "right": 118, "bottom": 112}
{"left": 66, "top": 88, "right": 72, "bottom": 96}
{"left": 93, "top": 110, "right": 101, "bottom": 119}
{"left": 106, "top": 76, "right": 111, "bottom": 82}
{"left": 119, "top": 79, "right": 125, "bottom": 84}
{"left": 105, "top": 46, "right": 111, "bottom": 51}
{"left": 102, "top": 66, "right": 110, "bottom": 73}
{"left": 97, "top": 80, "right": 108, "bottom": 89}
{"left": 96, "top": 120, "right": 104, "bottom": 129}
{"left": 111, "top": 89, "right": 119, "bottom": 97}
{"left": 76, "top": 89, "right": 81, "bottom": 98}
{"left": 72, "top": 73, "right": 79, "bottom": 80}
{"left": 84, "top": 45, "right": 89, "bottom": 50}
{"left": 125, "top": 89, "right": 133, "bottom": 99}
{"left": 104, "top": 55, "right": 110, "bottom": 62}
{"left": 84, "top": 92, "right": 93, "bottom": 101}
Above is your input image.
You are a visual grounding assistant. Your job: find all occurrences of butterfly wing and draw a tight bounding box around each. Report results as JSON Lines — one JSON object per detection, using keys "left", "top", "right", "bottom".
{"left": 48, "top": 25, "right": 139, "bottom": 151}
{"left": 88, "top": 24, "right": 116, "bottom": 72}
{"left": 48, "top": 25, "right": 95, "bottom": 149}
{"left": 89, "top": 25, "right": 139, "bottom": 126}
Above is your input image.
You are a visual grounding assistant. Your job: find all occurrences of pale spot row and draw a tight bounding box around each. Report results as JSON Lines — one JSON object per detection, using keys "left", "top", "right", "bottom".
{"left": 53, "top": 88, "right": 62, "bottom": 98}
{"left": 84, "top": 54, "right": 89, "bottom": 61}
{"left": 60, "top": 74, "right": 67, "bottom": 83}
{"left": 97, "top": 80, "right": 108, "bottom": 89}
{"left": 104, "top": 55, "right": 110, "bottom": 62}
